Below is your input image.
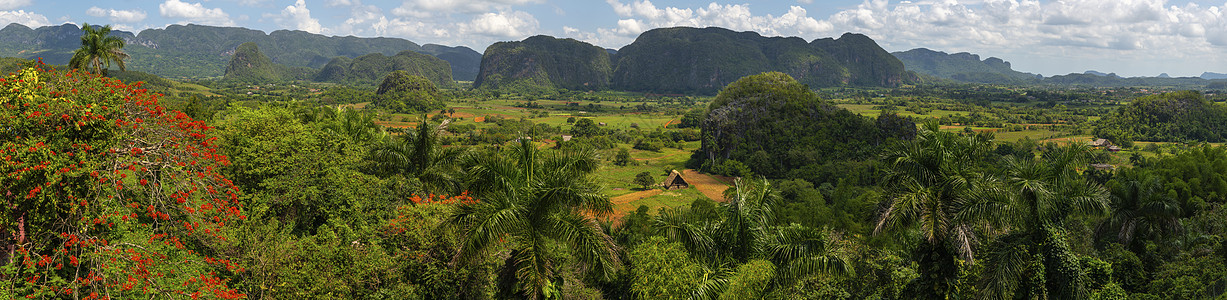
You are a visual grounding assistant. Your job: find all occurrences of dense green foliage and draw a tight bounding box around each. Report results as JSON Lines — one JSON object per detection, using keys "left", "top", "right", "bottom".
{"left": 699, "top": 72, "right": 913, "bottom": 178}
{"left": 223, "top": 42, "right": 314, "bottom": 82}
{"left": 315, "top": 50, "right": 456, "bottom": 88}
{"left": 474, "top": 35, "right": 612, "bottom": 91}
{"left": 374, "top": 71, "right": 445, "bottom": 113}
{"left": 892, "top": 48, "right": 1039, "bottom": 84}
{"left": 613, "top": 28, "right": 914, "bottom": 94}
{"left": 8, "top": 42, "right": 1227, "bottom": 300}
{"left": 1095, "top": 91, "right": 1227, "bottom": 142}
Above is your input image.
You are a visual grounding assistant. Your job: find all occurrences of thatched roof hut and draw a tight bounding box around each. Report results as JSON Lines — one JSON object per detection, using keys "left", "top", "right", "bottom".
{"left": 662, "top": 170, "right": 689, "bottom": 190}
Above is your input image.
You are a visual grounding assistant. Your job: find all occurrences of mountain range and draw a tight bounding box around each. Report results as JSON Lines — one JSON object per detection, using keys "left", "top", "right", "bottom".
{"left": 2, "top": 22, "right": 1219, "bottom": 91}
{"left": 0, "top": 23, "right": 481, "bottom": 81}
{"left": 475, "top": 27, "right": 916, "bottom": 94}
{"left": 893, "top": 47, "right": 1225, "bottom": 87}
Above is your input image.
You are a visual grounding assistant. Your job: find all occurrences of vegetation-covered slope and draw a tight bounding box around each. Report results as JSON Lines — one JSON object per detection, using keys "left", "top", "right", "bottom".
{"left": 892, "top": 48, "right": 1040, "bottom": 84}
{"left": 699, "top": 72, "right": 914, "bottom": 178}
{"left": 1095, "top": 90, "right": 1227, "bottom": 143}
{"left": 223, "top": 42, "right": 314, "bottom": 82}
{"left": 473, "top": 35, "right": 612, "bottom": 91}
{"left": 314, "top": 50, "right": 454, "bottom": 88}
{"left": 612, "top": 27, "right": 914, "bottom": 94}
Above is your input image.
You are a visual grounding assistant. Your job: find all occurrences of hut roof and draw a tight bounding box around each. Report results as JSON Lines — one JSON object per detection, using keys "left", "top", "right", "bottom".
{"left": 662, "top": 170, "right": 689, "bottom": 188}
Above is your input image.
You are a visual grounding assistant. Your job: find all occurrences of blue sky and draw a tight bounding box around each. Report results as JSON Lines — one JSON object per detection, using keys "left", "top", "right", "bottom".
{"left": 5, "top": 0, "right": 1227, "bottom": 77}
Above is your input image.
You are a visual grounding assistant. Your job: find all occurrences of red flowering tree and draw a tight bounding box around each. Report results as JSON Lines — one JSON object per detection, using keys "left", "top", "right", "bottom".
{"left": 1, "top": 62, "right": 245, "bottom": 299}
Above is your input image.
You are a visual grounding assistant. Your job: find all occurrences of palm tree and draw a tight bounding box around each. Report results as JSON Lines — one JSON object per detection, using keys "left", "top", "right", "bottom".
{"left": 1097, "top": 169, "right": 1181, "bottom": 248}
{"left": 69, "top": 23, "right": 128, "bottom": 76}
{"left": 448, "top": 139, "right": 619, "bottom": 299}
{"left": 652, "top": 177, "right": 853, "bottom": 298}
{"left": 876, "top": 121, "right": 1000, "bottom": 298}
{"left": 369, "top": 117, "right": 467, "bottom": 195}
{"left": 978, "top": 145, "right": 1109, "bottom": 299}
{"left": 718, "top": 177, "right": 778, "bottom": 262}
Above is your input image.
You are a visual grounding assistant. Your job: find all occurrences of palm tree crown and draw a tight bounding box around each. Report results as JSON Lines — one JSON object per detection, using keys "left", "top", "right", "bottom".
{"left": 448, "top": 140, "right": 619, "bottom": 299}
{"left": 69, "top": 23, "right": 128, "bottom": 76}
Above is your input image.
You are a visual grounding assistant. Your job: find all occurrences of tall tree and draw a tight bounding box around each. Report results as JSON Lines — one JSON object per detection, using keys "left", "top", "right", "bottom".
{"left": 369, "top": 117, "right": 468, "bottom": 195}
{"left": 876, "top": 121, "right": 1000, "bottom": 298}
{"left": 448, "top": 139, "right": 620, "bottom": 299}
{"left": 652, "top": 178, "right": 852, "bottom": 297}
{"left": 978, "top": 145, "right": 1109, "bottom": 299}
{"left": 1097, "top": 169, "right": 1182, "bottom": 249}
{"left": 68, "top": 23, "right": 128, "bottom": 76}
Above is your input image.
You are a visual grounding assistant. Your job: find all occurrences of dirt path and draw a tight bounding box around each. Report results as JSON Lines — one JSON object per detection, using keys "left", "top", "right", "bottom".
{"left": 662, "top": 118, "right": 677, "bottom": 129}
{"left": 682, "top": 169, "right": 730, "bottom": 202}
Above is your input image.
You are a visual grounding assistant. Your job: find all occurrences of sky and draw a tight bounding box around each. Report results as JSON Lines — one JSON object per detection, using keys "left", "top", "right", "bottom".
{"left": 4, "top": 0, "right": 1227, "bottom": 77}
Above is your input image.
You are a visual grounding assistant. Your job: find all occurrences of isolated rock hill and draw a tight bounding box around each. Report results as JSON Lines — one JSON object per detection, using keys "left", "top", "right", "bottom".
{"left": 314, "top": 50, "right": 455, "bottom": 88}
{"left": 222, "top": 42, "right": 314, "bottom": 82}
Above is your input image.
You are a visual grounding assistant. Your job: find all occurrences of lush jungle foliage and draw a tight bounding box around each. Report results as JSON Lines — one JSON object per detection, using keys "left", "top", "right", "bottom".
{"left": 5, "top": 51, "right": 1227, "bottom": 300}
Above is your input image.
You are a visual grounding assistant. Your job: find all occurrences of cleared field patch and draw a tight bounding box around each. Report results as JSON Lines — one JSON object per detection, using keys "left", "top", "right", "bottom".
{"left": 682, "top": 169, "right": 731, "bottom": 202}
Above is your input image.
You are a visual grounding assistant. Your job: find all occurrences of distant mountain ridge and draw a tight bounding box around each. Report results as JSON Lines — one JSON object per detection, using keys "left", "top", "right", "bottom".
{"left": 1203, "top": 72, "right": 1227, "bottom": 80}
{"left": 611, "top": 28, "right": 914, "bottom": 94}
{"left": 891, "top": 48, "right": 1039, "bottom": 84}
{"left": 0, "top": 23, "right": 481, "bottom": 80}
{"left": 473, "top": 35, "right": 612, "bottom": 91}
{"left": 474, "top": 27, "right": 915, "bottom": 95}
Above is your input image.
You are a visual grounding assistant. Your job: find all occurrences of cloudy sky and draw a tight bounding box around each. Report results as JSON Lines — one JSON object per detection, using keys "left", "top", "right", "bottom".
{"left": 5, "top": 0, "right": 1226, "bottom": 77}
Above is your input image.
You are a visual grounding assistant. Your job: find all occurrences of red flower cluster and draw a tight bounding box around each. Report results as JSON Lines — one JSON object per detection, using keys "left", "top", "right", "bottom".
{"left": 2, "top": 61, "right": 246, "bottom": 299}
{"left": 408, "top": 190, "right": 479, "bottom": 205}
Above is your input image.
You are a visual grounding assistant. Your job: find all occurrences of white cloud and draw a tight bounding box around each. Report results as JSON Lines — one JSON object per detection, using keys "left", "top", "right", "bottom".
{"left": 0, "top": 10, "right": 47, "bottom": 27}
{"left": 266, "top": 0, "right": 323, "bottom": 34}
{"left": 326, "top": 0, "right": 353, "bottom": 7}
{"left": 393, "top": 0, "right": 545, "bottom": 17}
{"left": 591, "top": 0, "right": 833, "bottom": 47}
{"left": 158, "top": 0, "right": 234, "bottom": 26}
{"left": 460, "top": 10, "right": 539, "bottom": 38}
{"left": 86, "top": 7, "right": 147, "bottom": 23}
{"left": 0, "top": 0, "right": 30, "bottom": 11}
